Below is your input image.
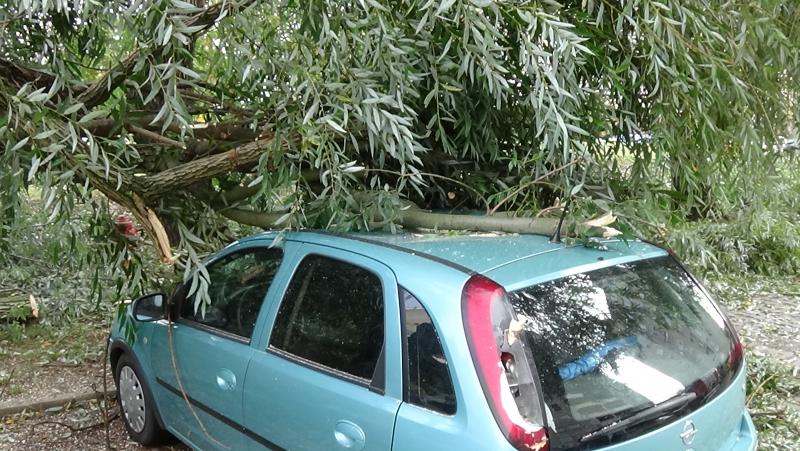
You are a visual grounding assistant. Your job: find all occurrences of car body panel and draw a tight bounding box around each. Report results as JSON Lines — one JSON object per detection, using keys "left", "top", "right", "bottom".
{"left": 486, "top": 242, "right": 667, "bottom": 291}
{"left": 344, "top": 233, "right": 664, "bottom": 277}
{"left": 242, "top": 242, "right": 403, "bottom": 450}
{"left": 349, "top": 232, "right": 561, "bottom": 273}
{"left": 109, "top": 231, "right": 756, "bottom": 451}
{"left": 151, "top": 326, "right": 254, "bottom": 449}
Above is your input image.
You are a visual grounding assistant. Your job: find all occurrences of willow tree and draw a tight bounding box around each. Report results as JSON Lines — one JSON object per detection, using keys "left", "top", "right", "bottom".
{"left": 1, "top": 1, "right": 798, "bottom": 294}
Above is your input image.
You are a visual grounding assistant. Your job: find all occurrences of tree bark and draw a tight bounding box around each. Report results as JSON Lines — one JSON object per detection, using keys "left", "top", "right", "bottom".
{"left": 77, "top": 52, "right": 139, "bottom": 109}
{"left": 139, "top": 136, "right": 276, "bottom": 200}
{"left": 396, "top": 209, "right": 559, "bottom": 235}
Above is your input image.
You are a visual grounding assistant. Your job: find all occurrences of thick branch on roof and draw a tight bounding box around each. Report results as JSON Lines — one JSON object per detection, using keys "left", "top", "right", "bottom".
{"left": 395, "top": 209, "right": 559, "bottom": 235}
{"left": 214, "top": 203, "right": 560, "bottom": 235}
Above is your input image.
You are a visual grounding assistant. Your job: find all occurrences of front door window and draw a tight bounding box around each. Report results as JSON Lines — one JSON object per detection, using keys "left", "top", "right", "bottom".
{"left": 181, "top": 247, "right": 282, "bottom": 339}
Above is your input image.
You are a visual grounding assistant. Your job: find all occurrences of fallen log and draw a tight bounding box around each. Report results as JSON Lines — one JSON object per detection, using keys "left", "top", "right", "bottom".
{"left": 0, "top": 289, "right": 37, "bottom": 321}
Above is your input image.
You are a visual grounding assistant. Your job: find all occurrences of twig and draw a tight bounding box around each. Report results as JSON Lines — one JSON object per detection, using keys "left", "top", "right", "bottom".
{"left": 29, "top": 412, "right": 120, "bottom": 437}
{"left": 0, "top": 368, "right": 15, "bottom": 399}
{"left": 38, "top": 362, "right": 83, "bottom": 368}
{"left": 125, "top": 124, "right": 186, "bottom": 149}
{"left": 488, "top": 160, "right": 581, "bottom": 215}
{"left": 747, "top": 373, "right": 778, "bottom": 405}
{"left": 750, "top": 409, "right": 785, "bottom": 418}
{"left": 102, "top": 318, "right": 112, "bottom": 451}
{"left": 168, "top": 314, "right": 229, "bottom": 448}
{"left": 534, "top": 205, "right": 564, "bottom": 218}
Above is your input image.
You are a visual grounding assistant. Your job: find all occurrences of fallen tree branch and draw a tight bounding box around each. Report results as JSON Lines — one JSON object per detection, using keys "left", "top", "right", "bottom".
{"left": 81, "top": 0, "right": 258, "bottom": 109}
{"left": 0, "top": 59, "right": 57, "bottom": 92}
{"left": 139, "top": 136, "right": 276, "bottom": 200}
{"left": 207, "top": 168, "right": 323, "bottom": 206}
{"left": 77, "top": 52, "right": 138, "bottom": 109}
{"left": 216, "top": 205, "right": 560, "bottom": 235}
{"left": 0, "top": 390, "right": 115, "bottom": 418}
{"left": 749, "top": 409, "right": 785, "bottom": 418}
{"left": 78, "top": 164, "right": 176, "bottom": 264}
{"left": 212, "top": 184, "right": 262, "bottom": 206}
{"left": 187, "top": 0, "right": 257, "bottom": 33}
{"left": 396, "top": 208, "right": 560, "bottom": 234}
{"left": 3, "top": 1, "right": 258, "bottom": 112}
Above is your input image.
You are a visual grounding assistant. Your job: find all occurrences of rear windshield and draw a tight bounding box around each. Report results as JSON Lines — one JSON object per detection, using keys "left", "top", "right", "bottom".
{"left": 508, "top": 257, "right": 740, "bottom": 449}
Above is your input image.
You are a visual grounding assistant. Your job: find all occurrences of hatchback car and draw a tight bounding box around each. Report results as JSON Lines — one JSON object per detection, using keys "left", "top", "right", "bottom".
{"left": 109, "top": 231, "right": 757, "bottom": 451}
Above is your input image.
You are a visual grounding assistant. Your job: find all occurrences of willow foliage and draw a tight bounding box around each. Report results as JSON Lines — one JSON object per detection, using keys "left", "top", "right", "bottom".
{"left": 1, "top": 0, "right": 798, "bottom": 297}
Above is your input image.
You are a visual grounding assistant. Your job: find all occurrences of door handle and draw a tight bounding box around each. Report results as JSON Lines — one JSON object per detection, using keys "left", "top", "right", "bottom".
{"left": 215, "top": 368, "right": 237, "bottom": 391}
{"left": 333, "top": 420, "right": 365, "bottom": 450}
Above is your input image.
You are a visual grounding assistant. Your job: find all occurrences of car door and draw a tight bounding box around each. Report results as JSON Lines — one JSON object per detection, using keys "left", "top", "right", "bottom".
{"left": 151, "top": 242, "right": 285, "bottom": 450}
{"left": 242, "top": 242, "right": 403, "bottom": 450}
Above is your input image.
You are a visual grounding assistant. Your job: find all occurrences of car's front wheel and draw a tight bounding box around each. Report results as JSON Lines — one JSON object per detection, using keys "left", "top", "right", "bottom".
{"left": 115, "top": 353, "right": 166, "bottom": 445}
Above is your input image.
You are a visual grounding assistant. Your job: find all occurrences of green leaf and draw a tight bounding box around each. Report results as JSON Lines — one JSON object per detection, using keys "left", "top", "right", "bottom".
{"left": 78, "top": 110, "right": 108, "bottom": 124}
{"left": 63, "top": 103, "right": 84, "bottom": 115}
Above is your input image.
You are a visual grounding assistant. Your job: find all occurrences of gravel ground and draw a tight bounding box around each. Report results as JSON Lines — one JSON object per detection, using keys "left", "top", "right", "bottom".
{"left": 0, "top": 361, "right": 106, "bottom": 408}
{"left": 725, "top": 292, "right": 800, "bottom": 375}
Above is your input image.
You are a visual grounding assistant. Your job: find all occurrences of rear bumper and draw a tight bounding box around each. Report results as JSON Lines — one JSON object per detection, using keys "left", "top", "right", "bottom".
{"left": 736, "top": 411, "right": 758, "bottom": 451}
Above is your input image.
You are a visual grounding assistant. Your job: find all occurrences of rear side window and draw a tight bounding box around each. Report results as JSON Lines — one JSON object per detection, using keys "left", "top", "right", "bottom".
{"left": 269, "top": 255, "right": 384, "bottom": 382}
{"left": 181, "top": 248, "right": 282, "bottom": 339}
{"left": 402, "top": 289, "right": 456, "bottom": 414}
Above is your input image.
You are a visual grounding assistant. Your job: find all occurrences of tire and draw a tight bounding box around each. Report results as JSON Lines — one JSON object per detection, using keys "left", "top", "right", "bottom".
{"left": 115, "top": 353, "right": 166, "bottom": 446}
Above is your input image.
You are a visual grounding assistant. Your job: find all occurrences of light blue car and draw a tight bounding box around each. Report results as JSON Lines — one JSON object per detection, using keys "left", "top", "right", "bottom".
{"left": 109, "top": 231, "right": 757, "bottom": 451}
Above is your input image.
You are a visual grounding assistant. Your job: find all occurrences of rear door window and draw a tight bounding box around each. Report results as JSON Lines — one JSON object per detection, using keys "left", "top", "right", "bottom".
{"left": 269, "top": 255, "right": 385, "bottom": 383}
{"left": 401, "top": 289, "right": 456, "bottom": 414}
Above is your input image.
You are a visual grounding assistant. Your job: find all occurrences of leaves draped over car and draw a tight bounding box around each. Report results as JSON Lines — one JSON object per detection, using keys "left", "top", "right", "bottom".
{"left": 1, "top": 0, "right": 798, "bottom": 304}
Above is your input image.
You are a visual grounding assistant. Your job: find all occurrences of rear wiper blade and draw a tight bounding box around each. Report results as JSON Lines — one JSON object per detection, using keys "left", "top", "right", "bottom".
{"left": 579, "top": 392, "right": 696, "bottom": 443}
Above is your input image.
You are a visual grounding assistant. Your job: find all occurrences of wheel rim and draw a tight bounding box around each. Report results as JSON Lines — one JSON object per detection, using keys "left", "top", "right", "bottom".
{"left": 119, "top": 365, "right": 147, "bottom": 433}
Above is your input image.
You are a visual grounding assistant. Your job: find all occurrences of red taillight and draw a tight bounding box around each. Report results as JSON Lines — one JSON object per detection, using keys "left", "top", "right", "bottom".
{"left": 728, "top": 335, "right": 744, "bottom": 370}
{"left": 462, "top": 275, "right": 549, "bottom": 451}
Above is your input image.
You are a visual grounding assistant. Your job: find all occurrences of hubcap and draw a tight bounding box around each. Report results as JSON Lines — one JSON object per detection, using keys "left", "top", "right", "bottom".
{"left": 119, "top": 365, "right": 147, "bottom": 433}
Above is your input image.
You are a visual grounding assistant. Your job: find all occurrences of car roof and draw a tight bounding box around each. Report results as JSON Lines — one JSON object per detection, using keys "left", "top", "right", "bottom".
{"left": 239, "top": 230, "right": 668, "bottom": 289}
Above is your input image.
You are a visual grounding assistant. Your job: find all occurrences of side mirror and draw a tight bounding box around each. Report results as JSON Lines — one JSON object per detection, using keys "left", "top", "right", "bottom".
{"left": 132, "top": 293, "right": 166, "bottom": 322}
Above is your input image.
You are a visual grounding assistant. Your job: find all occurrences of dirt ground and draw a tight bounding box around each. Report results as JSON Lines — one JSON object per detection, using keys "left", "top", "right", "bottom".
{"left": 1, "top": 284, "right": 798, "bottom": 450}
{"left": 0, "top": 322, "right": 188, "bottom": 451}
{"left": 0, "top": 397, "right": 186, "bottom": 451}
